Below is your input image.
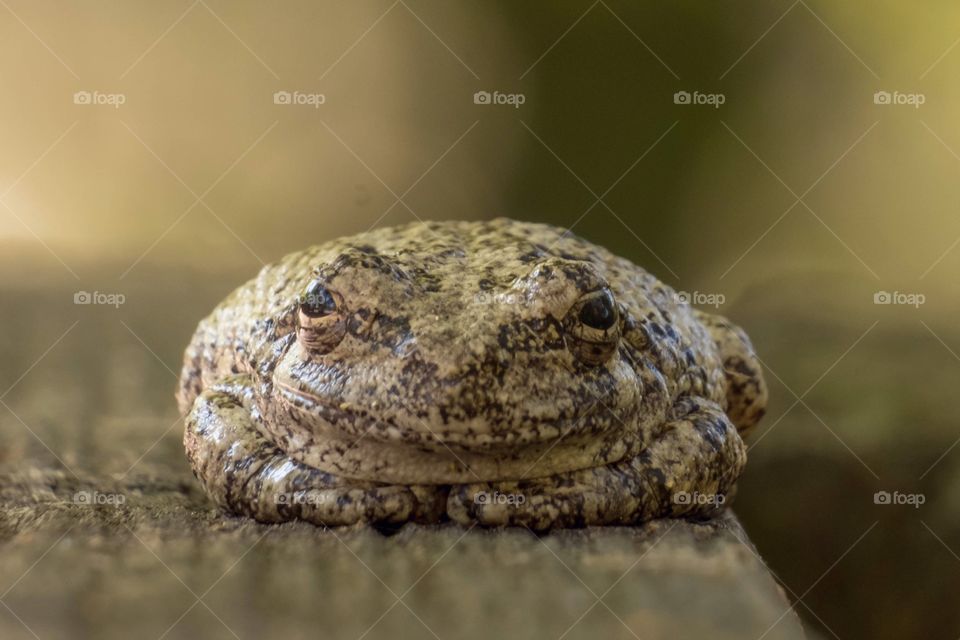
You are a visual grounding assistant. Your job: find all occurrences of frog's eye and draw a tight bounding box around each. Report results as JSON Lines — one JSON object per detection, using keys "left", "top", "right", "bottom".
{"left": 564, "top": 288, "right": 621, "bottom": 365}
{"left": 578, "top": 289, "right": 617, "bottom": 330}
{"left": 297, "top": 281, "right": 346, "bottom": 353}
{"left": 300, "top": 281, "right": 338, "bottom": 318}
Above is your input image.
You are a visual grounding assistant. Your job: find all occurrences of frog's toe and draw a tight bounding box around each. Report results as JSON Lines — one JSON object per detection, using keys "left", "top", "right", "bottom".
{"left": 185, "top": 381, "right": 446, "bottom": 526}
{"left": 267, "top": 482, "right": 446, "bottom": 527}
{"left": 447, "top": 481, "right": 629, "bottom": 530}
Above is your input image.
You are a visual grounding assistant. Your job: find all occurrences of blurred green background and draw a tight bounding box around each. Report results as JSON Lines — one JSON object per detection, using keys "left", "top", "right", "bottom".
{"left": 2, "top": 1, "right": 960, "bottom": 638}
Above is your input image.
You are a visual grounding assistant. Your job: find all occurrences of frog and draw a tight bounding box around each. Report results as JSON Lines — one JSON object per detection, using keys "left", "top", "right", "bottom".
{"left": 178, "top": 218, "right": 767, "bottom": 530}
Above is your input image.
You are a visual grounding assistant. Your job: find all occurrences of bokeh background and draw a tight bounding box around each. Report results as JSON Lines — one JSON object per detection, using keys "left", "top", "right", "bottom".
{"left": 2, "top": 1, "right": 959, "bottom": 638}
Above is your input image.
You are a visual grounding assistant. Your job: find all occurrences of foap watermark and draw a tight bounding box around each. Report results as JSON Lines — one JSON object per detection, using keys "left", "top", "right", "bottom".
{"left": 673, "top": 491, "right": 726, "bottom": 507}
{"left": 74, "top": 290, "right": 125, "bottom": 308}
{"left": 73, "top": 490, "right": 126, "bottom": 506}
{"left": 673, "top": 90, "right": 725, "bottom": 108}
{"left": 273, "top": 90, "right": 326, "bottom": 108}
{"left": 676, "top": 290, "right": 725, "bottom": 308}
{"left": 874, "top": 290, "right": 925, "bottom": 308}
{"left": 874, "top": 490, "right": 924, "bottom": 509}
{"left": 474, "top": 490, "right": 526, "bottom": 506}
{"left": 274, "top": 491, "right": 334, "bottom": 507}
{"left": 74, "top": 291, "right": 125, "bottom": 308}
{"left": 873, "top": 90, "right": 925, "bottom": 108}
{"left": 73, "top": 90, "right": 126, "bottom": 109}
{"left": 473, "top": 90, "right": 525, "bottom": 108}
{"left": 474, "top": 291, "right": 525, "bottom": 306}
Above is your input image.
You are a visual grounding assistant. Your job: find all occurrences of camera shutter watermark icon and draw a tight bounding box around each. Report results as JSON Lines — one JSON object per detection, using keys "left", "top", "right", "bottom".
{"left": 673, "top": 90, "right": 725, "bottom": 108}
{"left": 473, "top": 90, "right": 525, "bottom": 108}
{"left": 73, "top": 90, "right": 125, "bottom": 108}
{"left": 273, "top": 90, "right": 325, "bottom": 108}
{"left": 873, "top": 90, "right": 925, "bottom": 108}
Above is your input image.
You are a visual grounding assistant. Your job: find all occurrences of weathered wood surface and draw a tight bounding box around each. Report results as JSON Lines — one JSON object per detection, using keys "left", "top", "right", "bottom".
{"left": 0, "top": 465, "right": 804, "bottom": 640}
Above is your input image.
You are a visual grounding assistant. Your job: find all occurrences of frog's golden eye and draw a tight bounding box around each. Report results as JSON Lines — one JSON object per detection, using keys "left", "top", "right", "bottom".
{"left": 297, "top": 281, "right": 346, "bottom": 353}
{"left": 564, "top": 288, "right": 621, "bottom": 365}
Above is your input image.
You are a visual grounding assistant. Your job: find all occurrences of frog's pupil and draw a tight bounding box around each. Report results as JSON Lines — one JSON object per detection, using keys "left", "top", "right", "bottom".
{"left": 579, "top": 291, "right": 616, "bottom": 330}
{"left": 301, "top": 284, "right": 336, "bottom": 317}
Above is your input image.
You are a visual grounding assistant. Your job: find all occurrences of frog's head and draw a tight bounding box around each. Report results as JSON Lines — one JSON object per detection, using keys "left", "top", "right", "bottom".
{"left": 268, "top": 225, "right": 664, "bottom": 482}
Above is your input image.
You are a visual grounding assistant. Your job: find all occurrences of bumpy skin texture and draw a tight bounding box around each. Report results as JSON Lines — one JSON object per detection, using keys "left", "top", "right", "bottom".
{"left": 178, "top": 219, "right": 767, "bottom": 529}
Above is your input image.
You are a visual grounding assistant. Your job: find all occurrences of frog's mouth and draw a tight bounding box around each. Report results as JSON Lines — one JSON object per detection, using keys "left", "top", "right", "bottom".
{"left": 274, "top": 381, "right": 621, "bottom": 452}
{"left": 273, "top": 382, "right": 646, "bottom": 484}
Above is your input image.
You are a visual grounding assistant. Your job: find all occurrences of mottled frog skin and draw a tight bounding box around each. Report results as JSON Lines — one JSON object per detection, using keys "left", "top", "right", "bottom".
{"left": 178, "top": 219, "right": 766, "bottom": 529}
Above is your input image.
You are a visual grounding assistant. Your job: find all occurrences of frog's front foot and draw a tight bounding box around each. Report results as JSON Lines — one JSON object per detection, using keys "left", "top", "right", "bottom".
{"left": 186, "top": 379, "right": 744, "bottom": 529}
{"left": 446, "top": 398, "right": 746, "bottom": 530}
{"left": 184, "top": 376, "right": 447, "bottom": 526}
